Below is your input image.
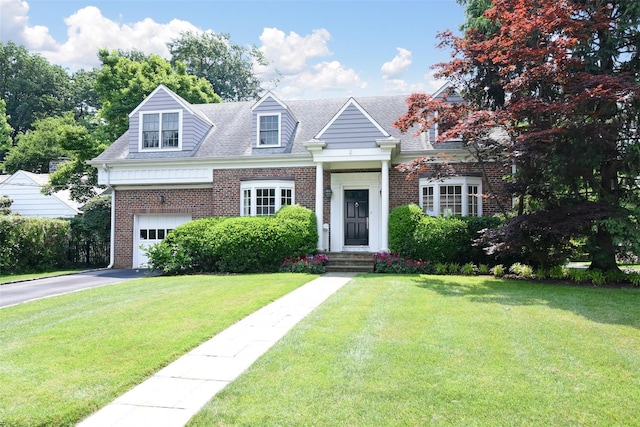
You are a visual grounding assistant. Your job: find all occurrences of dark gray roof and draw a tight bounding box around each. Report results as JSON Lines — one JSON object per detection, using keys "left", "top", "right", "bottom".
{"left": 93, "top": 93, "right": 438, "bottom": 163}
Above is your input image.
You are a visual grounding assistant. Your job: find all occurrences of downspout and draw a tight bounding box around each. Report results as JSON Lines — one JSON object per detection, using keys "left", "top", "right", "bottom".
{"left": 103, "top": 163, "right": 115, "bottom": 269}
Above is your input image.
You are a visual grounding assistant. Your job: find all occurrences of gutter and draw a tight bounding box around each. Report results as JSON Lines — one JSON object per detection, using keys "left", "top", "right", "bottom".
{"left": 103, "top": 163, "right": 115, "bottom": 269}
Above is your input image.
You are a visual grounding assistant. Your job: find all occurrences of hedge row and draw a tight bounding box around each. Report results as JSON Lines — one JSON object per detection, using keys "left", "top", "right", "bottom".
{"left": 388, "top": 204, "right": 502, "bottom": 265}
{"left": 146, "top": 205, "right": 318, "bottom": 274}
{"left": 0, "top": 215, "right": 70, "bottom": 274}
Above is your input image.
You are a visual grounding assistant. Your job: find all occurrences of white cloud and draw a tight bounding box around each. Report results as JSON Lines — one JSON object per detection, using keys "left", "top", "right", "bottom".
{"left": 381, "top": 47, "right": 412, "bottom": 78}
{"left": 0, "top": 0, "right": 58, "bottom": 48}
{"left": 257, "top": 27, "right": 366, "bottom": 98}
{"left": 258, "top": 27, "right": 332, "bottom": 75}
{"left": 45, "top": 7, "right": 199, "bottom": 71}
{"left": 273, "top": 60, "right": 367, "bottom": 98}
{"left": 1, "top": 0, "right": 199, "bottom": 71}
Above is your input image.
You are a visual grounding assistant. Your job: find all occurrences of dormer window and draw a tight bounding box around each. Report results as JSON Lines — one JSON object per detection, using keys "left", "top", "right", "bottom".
{"left": 140, "top": 111, "right": 182, "bottom": 151}
{"left": 257, "top": 113, "right": 281, "bottom": 146}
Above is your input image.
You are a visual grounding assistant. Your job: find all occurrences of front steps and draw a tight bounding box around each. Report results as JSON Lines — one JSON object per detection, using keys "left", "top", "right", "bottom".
{"left": 325, "top": 252, "right": 375, "bottom": 273}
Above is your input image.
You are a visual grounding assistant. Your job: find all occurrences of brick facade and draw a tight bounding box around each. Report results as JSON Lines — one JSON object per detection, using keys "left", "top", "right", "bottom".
{"left": 113, "top": 162, "right": 506, "bottom": 268}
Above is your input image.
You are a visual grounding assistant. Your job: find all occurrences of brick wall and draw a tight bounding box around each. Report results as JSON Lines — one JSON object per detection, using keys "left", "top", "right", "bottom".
{"left": 112, "top": 163, "right": 506, "bottom": 267}
{"left": 113, "top": 167, "right": 316, "bottom": 268}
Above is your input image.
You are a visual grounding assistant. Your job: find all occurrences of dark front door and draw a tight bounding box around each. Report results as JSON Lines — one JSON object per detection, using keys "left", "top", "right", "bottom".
{"left": 344, "top": 190, "right": 369, "bottom": 246}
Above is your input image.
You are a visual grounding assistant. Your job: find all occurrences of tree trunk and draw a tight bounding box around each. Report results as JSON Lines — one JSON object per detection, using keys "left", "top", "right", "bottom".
{"left": 588, "top": 226, "right": 620, "bottom": 273}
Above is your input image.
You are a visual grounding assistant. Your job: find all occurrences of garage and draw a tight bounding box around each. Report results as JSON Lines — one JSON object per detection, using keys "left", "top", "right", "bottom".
{"left": 133, "top": 214, "right": 192, "bottom": 268}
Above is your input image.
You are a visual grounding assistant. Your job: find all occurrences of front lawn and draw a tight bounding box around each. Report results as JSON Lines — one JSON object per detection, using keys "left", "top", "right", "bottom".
{"left": 0, "top": 273, "right": 312, "bottom": 427}
{"left": 189, "top": 274, "right": 640, "bottom": 426}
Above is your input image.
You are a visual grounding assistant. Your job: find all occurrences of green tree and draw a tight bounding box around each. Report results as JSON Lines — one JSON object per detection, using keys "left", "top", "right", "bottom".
{"left": 0, "top": 42, "right": 72, "bottom": 137}
{"left": 0, "top": 99, "right": 13, "bottom": 157}
{"left": 69, "top": 69, "right": 102, "bottom": 119}
{"left": 0, "top": 196, "right": 12, "bottom": 215}
{"left": 43, "top": 114, "right": 109, "bottom": 203}
{"left": 1, "top": 114, "right": 74, "bottom": 173}
{"left": 168, "top": 31, "right": 271, "bottom": 101}
{"left": 95, "top": 49, "right": 221, "bottom": 140}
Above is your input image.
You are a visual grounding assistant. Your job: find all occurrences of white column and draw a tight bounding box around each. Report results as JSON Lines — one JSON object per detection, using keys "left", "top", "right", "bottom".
{"left": 381, "top": 160, "right": 390, "bottom": 252}
{"left": 315, "top": 162, "right": 324, "bottom": 251}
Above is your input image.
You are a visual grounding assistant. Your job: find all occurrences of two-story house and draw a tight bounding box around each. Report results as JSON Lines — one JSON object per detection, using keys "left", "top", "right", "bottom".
{"left": 90, "top": 84, "right": 504, "bottom": 268}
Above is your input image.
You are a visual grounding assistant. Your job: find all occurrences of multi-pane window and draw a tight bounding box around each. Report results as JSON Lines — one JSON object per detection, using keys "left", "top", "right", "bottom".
{"left": 256, "top": 188, "right": 276, "bottom": 216}
{"left": 281, "top": 188, "right": 292, "bottom": 207}
{"left": 419, "top": 178, "right": 482, "bottom": 217}
{"left": 141, "top": 111, "right": 181, "bottom": 150}
{"left": 258, "top": 114, "right": 280, "bottom": 146}
{"left": 242, "top": 189, "right": 252, "bottom": 216}
{"left": 139, "top": 228, "right": 171, "bottom": 240}
{"left": 422, "top": 186, "right": 434, "bottom": 215}
{"left": 241, "top": 181, "right": 294, "bottom": 216}
{"left": 468, "top": 185, "right": 479, "bottom": 216}
{"left": 161, "top": 112, "right": 179, "bottom": 148}
{"left": 440, "top": 185, "right": 462, "bottom": 216}
{"left": 142, "top": 114, "right": 160, "bottom": 148}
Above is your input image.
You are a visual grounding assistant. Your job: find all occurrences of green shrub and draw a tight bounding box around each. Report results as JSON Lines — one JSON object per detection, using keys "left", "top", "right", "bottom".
{"left": 478, "top": 264, "right": 490, "bottom": 275}
{"left": 148, "top": 217, "right": 228, "bottom": 274}
{"left": 274, "top": 205, "right": 318, "bottom": 259}
{"left": 447, "top": 262, "right": 461, "bottom": 274}
{"left": 535, "top": 268, "right": 548, "bottom": 280}
{"left": 0, "top": 215, "right": 70, "bottom": 274}
{"left": 491, "top": 264, "right": 504, "bottom": 277}
{"left": 434, "top": 263, "right": 448, "bottom": 275}
{"left": 411, "top": 216, "right": 468, "bottom": 264}
{"left": 567, "top": 268, "right": 588, "bottom": 283}
{"left": 587, "top": 270, "right": 606, "bottom": 286}
{"left": 147, "top": 205, "right": 318, "bottom": 274}
{"left": 510, "top": 263, "right": 533, "bottom": 279}
{"left": 549, "top": 265, "right": 568, "bottom": 280}
{"left": 628, "top": 272, "right": 640, "bottom": 286}
{"left": 388, "top": 204, "right": 426, "bottom": 257}
{"left": 605, "top": 269, "right": 627, "bottom": 284}
{"left": 460, "top": 262, "right": 477, "bottom": 276}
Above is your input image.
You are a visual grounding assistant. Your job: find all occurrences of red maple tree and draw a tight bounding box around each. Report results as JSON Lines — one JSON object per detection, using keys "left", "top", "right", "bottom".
{"left": 395, "top": 0, "right": 640, "bottom": 271}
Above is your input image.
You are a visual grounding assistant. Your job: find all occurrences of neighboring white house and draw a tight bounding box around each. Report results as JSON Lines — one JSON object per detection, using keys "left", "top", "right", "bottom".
{"left": 0, "top": 170, "right": 83, "bottom": 218}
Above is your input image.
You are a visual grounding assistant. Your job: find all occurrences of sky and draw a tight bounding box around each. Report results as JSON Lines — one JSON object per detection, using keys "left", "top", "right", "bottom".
{"left": 0, "top": 0, "right": 465, "bottom": 100}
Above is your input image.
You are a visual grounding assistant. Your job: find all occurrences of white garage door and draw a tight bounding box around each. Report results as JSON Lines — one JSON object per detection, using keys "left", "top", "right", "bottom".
{"left": 134, "top": 214, "right": 192, "bottom": 268}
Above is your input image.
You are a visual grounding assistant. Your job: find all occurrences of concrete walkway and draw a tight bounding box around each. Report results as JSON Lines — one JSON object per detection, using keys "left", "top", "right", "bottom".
{"left": 78, "top": 273, "right": 355, "bottom": 427}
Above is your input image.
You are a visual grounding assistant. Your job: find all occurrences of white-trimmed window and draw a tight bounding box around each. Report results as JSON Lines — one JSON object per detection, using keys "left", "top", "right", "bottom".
{"left": 419, "top": 177, "right": 482, "bottom": 216}
{"left": 241, "top": 180, "right": 294, "bottom": 216}
{"left": 257, "top": 113, "right": 281, "bottom": 146}
{"left": 140, "top": 110, "right": 182, "bottom": 150}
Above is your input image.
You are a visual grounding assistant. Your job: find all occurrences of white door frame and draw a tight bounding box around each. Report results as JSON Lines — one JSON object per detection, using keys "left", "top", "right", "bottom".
{"left": 330, "top": 172, "right": 381, "bottom": 252}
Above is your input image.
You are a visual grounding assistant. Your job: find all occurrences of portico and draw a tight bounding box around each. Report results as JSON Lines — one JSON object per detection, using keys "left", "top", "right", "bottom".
{"left": 304, "top": 138, "right": 400, "bottom": 253}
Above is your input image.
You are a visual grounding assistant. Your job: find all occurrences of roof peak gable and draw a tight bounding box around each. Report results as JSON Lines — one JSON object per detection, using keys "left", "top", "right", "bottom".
{"left": 314, "top": 97, "right": 390, "bottom": 140}
{"left": 128, "top": 85, "right": 213, "bottom": 125}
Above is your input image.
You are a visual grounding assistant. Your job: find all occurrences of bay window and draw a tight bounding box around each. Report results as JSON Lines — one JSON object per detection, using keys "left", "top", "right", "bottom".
{"left": 241, "top": 180, "right": 294, "bottom": 216}
{"left": 419, "top": 177, "right": 482, "bottom": 216}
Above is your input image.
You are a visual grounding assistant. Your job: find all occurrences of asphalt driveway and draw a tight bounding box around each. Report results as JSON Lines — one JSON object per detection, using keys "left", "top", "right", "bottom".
{"left": 0, "top": 269, "right": 156, "bottom": 308}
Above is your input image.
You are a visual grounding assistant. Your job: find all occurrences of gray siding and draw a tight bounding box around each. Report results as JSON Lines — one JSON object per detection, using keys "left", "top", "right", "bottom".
{"left": 251, "top": 98, "right": 297, "bottom": 154}
{"left": 129, "top": 89, "right": 212, "bottom": 153}
{"left": 321, "top": 104, "right": 386, "bottom": 149}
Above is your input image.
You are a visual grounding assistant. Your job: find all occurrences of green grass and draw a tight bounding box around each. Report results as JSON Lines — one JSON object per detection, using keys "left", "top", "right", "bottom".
{"left": 189, "top": 274, "right": 640, "bottom": 426}
{"left": 0, "top": 270, "right": 83, "bottom": 284}
{"left": 0, "top": 273, "right": 313, "bottom": 427}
